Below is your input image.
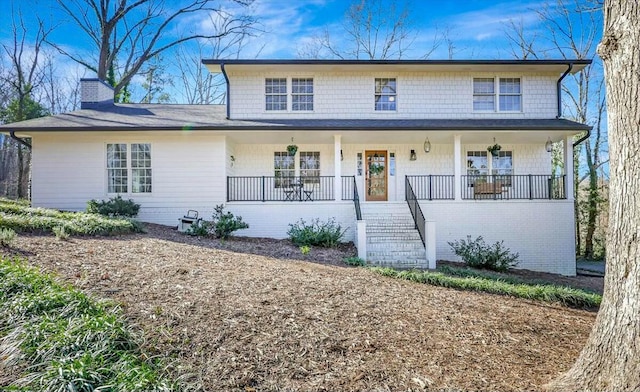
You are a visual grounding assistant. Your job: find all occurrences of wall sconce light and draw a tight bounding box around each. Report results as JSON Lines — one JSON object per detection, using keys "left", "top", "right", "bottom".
{"left": 230, "top": 155, "right": 235, "bottom": 167}
{"left": 341, "top": 149, "right": 343, "bottom": 161}
{"left": 410, "top": 149, "right": 417, "bottom": 161}
{"left": 423, "top": 138, "right": 431, "bottom": 153}
{"left": 545, "top": 137, "right": 553, "bottom": 152}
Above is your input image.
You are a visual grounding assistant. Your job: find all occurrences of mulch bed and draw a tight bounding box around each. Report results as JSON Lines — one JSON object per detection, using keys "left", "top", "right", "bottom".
{"left": 2, "top": 224, "right": 598, "bottom": 391}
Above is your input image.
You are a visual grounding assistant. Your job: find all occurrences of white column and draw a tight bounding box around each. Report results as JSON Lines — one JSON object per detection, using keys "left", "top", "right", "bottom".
{"left": 425, "top": 220, "right": 437, "bottom": 269}
{"left": 357, "top": 220, "right": 367, "bottom": 260}
{"left": 334, "top": 134, "right": 342, "bottom": 201}
{"left": 564, "top": 135, "right": 574, "bottom": 201}
{"left": 453, "top": 135, "right": 462, "bottom": 201}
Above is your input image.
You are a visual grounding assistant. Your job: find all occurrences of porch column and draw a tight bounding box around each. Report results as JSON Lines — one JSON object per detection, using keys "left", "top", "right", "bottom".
{"left": 564, "top": 135, "right": 575, "bottom": 201}
{"left": 453, "top": 134, "right": 462, "bottom": 201}
{"left": 334, "top": 134, "right": 342, "bottom": 201}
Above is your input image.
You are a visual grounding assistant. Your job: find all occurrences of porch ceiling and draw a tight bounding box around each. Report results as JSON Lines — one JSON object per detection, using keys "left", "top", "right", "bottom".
{"left": 222, "top": 129, "right": 578, "bottom": 145}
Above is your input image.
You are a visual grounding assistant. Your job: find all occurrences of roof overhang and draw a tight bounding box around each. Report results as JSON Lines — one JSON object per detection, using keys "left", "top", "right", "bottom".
{"left": 203, "top": 59, "right": 592, "bottom": 74}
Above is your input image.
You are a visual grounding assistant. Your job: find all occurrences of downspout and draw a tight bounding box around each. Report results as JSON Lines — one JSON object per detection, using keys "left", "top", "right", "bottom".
{"left": 220, "top": 62, "right": 230, "bottom": 120}
{"left": 556, "top": 62, "right": 573, "bottom": 118}
{"left": 10, "top": 130, "right": 32, "bottom": 150}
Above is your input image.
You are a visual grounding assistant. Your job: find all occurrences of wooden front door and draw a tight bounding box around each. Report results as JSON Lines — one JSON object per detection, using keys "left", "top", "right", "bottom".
{"left": 365, "top": 150, "right": 388, "bottom": 201}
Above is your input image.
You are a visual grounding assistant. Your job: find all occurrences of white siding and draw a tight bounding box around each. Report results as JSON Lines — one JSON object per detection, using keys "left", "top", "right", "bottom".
{"left": 31, "top": 132, "right": 227, "bottom": 226}
{"left": 228, "top": 71, "right": 558, "bottom": 119}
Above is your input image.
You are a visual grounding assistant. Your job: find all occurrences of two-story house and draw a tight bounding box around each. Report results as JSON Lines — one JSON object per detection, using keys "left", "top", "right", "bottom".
{"left": 1, "top": 59, "right": 591, "bottom": 275}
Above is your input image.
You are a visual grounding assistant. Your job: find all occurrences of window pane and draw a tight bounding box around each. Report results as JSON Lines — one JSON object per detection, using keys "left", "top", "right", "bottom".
{"left": 107, "top": 144, "right": 127, "bottom": 193}
{"left": 499, "top": 95, "right": 521, "bottom": 111}
{"left": 473, "top": 78, "right": 494, "bottom": 94}
{"left": 274, "top": 151, "right": 295, "bottom": 187}
{"left": 265, "top": 78, "right": 287, "bottom": 111}
{"left": 499, "top": 78, "right": 520, "bottom": 94}
{"left": 466, "top": 151, "right": 488, "bottom": 175}
{"left": 300, "top": 151, "right": 320, "bottom": 183}
{"left": 473, "top": 95, "right": 495, "bottom": 111}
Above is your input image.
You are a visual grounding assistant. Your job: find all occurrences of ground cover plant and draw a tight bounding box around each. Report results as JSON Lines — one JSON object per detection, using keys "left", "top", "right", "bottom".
{"left": 0, "top": 198, "right": 143, "bottom": 236}
{"left": 0, "top": 257, "right": 179, "bottom": 391}
{"left": 370, "top": 266, "right": 601, "bottom": 309}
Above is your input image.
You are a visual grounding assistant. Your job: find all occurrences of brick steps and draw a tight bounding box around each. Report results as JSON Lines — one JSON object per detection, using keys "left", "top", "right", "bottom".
{"left": 362, "top": 202, "right": 426, "bottom": 267}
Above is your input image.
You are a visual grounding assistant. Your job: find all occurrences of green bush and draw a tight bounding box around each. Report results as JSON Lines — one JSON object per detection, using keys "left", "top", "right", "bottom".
{"left": 287, "top": 218, "right": 345, "bottom": 248}
{"left": 0, "top": 199, "right": 143, "bottom": 236}
{"left": 187, "top": 205, "right": 249, "bottom": 239}
{"left": 0, "top": 227, "right": 16, "bottom": 247}
{"left": 448, "top": 236, "right": 519, "bottom": 272}
{"left": 343, "top": 256, "right": 366, "bottom": 266}
{"left": 87, "top": 195, "right": 140, "bottom": 218}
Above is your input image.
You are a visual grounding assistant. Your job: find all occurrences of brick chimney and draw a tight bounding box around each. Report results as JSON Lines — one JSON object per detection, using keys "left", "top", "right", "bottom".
{"left": 80, "top": 78, "right": 114, "bottom": 109}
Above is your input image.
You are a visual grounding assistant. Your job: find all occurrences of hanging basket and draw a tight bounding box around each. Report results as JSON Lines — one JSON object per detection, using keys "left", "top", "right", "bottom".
{"left": 286, "top": 145, "right": 298, "bottom": 156}
{"left": 487, "top": 144, "right": 502, "bottom": 157}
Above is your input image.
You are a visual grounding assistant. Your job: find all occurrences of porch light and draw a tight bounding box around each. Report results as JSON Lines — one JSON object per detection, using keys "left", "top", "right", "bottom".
{"left": 410, "top": 149, "right": 417, "bottom": 161}
{"left": 423, "top": 138, "right": 431, "bottom": 153}
{"left": 545, "top": 137, "right": 553, "bottom": 152}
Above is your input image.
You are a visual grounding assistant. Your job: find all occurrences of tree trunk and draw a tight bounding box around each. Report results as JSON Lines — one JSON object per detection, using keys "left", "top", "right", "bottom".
{"left": 16, "top": 145, "right": 24, "bottom": 199}
{"left": 547, "top": 2, "right": 640, "bottom": 390}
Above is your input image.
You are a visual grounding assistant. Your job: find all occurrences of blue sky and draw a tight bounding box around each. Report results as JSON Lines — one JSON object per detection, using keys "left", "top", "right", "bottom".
{"left": 0, "top": 0, "right": 560, "bottom": 60}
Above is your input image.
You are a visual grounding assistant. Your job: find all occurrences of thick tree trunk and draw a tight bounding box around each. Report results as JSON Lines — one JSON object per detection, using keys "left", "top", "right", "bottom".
{"left": 547, "top": 2, "right": 640, "bottom": 391}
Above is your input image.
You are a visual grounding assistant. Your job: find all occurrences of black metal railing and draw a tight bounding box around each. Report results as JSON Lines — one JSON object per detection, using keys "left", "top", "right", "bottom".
{"left": 227, "top": 176, "right": 334, "bottom": 202}
{"left": 461, "top": 174, "right": 566, "bottom": 200}
{"left": 341, "top": 176, "right": 354, "bottom": 201}
{"left": 406, "top": 175, "right": 455, "bottom": 200}
{"left": 405, "top": 176, "right": 426, "bottom": 246}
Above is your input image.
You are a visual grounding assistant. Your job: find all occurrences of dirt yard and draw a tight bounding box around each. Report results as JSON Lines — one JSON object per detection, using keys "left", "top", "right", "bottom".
{"left": 3, "top": 224, "right": 598, "bottom": 391}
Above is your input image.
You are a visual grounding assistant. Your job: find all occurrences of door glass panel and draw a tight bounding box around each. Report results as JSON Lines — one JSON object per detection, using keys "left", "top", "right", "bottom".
{"left": 365, "top": 151, "right": 387, "bottom": 201}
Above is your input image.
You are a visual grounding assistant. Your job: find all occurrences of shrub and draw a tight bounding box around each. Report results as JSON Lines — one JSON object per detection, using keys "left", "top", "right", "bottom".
{"left": 287, "top": 218, "right": 345, "bottom": 248}
{"left": 52, "top": 226, "right": 70, "bottom": 241}
{"left": 87, "top": 195, "right": 140, "bottom": 218}
{"left": 448, "top": 236, "right": 519, "bottom": 272}
{"left": 300, "top": 245, "right": 311, "bottom": 255}
{"left": 343, "top": 256, "right": 366, "bottom": 266}
{"left": 186, "top": 205, "right": 248, "bottom": 239}
{"left": 212, "top": 204, "right": 249, "bottom": 239}
{"left": 0, "top": 228, "right": 16, "bottom": 247}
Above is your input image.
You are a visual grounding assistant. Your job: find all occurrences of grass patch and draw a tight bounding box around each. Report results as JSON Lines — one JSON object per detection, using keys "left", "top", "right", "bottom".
{"left": 0, "top": 198, "right": 144, "bottom": 236}
{"left": 0, "top": 257, "right": 179, "bottom": 391}
{"left": 369, "top": 266, "right": 601, "bottom": 309}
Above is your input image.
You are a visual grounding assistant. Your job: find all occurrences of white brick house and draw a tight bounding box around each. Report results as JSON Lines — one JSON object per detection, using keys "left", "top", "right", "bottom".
{"left": 1, "top": 59, "right": 591, "bottom": 275}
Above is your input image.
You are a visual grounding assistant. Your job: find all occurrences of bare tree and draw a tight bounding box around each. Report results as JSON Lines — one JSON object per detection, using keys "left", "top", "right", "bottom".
{"left": 505, "top": 0, "right": 608, "bottom": 259}
{"left": 0, "top": 10, "right": 52, "bottom": 199}
{"left": 299, "top": 0, "right": 439, "bottom": 60}
{"left": 49, "top": 0, "right": 256, "bottom": 100}
{"left": 548, "top": 2, "right": 640, "bottom": 390}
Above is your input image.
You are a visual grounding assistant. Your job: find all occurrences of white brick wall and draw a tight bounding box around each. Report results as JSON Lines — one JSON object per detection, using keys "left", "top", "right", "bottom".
{"left": 228, "top": 70, "right": 558, "bottom": 119}
{"left": 80, "top": 79, "right": 114, "bottom": 106}
{"left": 419, "top": 200, "right": 576, "bottom": 275}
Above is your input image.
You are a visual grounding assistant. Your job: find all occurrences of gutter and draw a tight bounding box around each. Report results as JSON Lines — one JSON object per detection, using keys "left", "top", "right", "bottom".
{"left": 556, "top": 62, "right": 573, "bottom": 118}
{"left": 220, "top": 62, "right": 230, "bottom": 119}
{"left": 9, "top": 130, "right": 32, "bottom": 150}
{"left": 572, "top": 127, "right": 591, "bottom": 147}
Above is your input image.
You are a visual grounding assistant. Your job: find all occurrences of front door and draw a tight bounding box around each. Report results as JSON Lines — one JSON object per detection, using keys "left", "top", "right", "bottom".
{"left": 365, "top": 150, "right": 387, "bottom": 201}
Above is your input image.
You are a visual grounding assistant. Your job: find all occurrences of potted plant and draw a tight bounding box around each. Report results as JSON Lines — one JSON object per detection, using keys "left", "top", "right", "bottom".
{"left": 487, "top": 143, "right": 502, "bottom": 157}
{"left": 286, "top": 144, "right": 298, "bottom": 156}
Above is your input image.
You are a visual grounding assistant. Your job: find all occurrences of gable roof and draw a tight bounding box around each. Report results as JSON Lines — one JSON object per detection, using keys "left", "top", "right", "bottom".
{"left": 1, "top": 103, "right": 590, "bottom": 133}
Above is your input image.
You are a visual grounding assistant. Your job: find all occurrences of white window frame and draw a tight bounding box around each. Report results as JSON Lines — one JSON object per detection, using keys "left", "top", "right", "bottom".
{"left": 466, "top": 150, "right": 514, "bottom": 186}
{"left": 472, "top": 77, "right": 522, "bottom": 112}
{"left": 375, "top": 77, "right": 397, "bottom": 111}
{"left": 291, "top": 78, "right": 314, "bottom": 111}
{"left": 265, "top": 77, "right": 315, "bottom": 112}
{"left": 106, "top": 143, "right": 152, "bottom": 195}
{"left": 265, "top": 78, "right": 287, "bottom": 111}
{"left": 299, "top": 151, "right": 320, "bottom": 184}
{"left": 274, "top": 151, "right": 295, "bottom": 187}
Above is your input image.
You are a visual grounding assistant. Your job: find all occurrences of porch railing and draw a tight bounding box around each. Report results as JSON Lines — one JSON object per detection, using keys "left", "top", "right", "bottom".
{"left": 406, "top": 175, "right": 455, "bottom": 200}
{"left": 405, "top": 176, "right": 426, "bottom": 246}
{"left": 227, "top": 176, "right": 334, "bottom": 202}
{"left": 461, "top": 175, "right": 566, "bottom": 200}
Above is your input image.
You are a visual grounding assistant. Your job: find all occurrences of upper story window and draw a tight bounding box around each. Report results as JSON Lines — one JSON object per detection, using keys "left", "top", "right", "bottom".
{"left": 292, "top": 78, "right": 314, "bottom": 111}
{"left": 473, "top": 78, "right": 522, "bottom": 112}
{"left": 499, "top": 78, "right": 521, "bottom": 111}
{"left": 265, "top": 78, "right": 287, "bottom": 111}
{"left": 107, "top": 143, "right": 152, "bottom": 194}
{"left": 375, "top": 78, "right": 396, "bottom": 111}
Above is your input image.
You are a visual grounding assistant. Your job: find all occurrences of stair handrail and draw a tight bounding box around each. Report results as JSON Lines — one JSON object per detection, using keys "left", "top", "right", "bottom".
{"left": 405, "top": 176, "right": 426, "bottom": 246}
{"left": 353, "top": 176, "right": 362, "bottom": 221}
